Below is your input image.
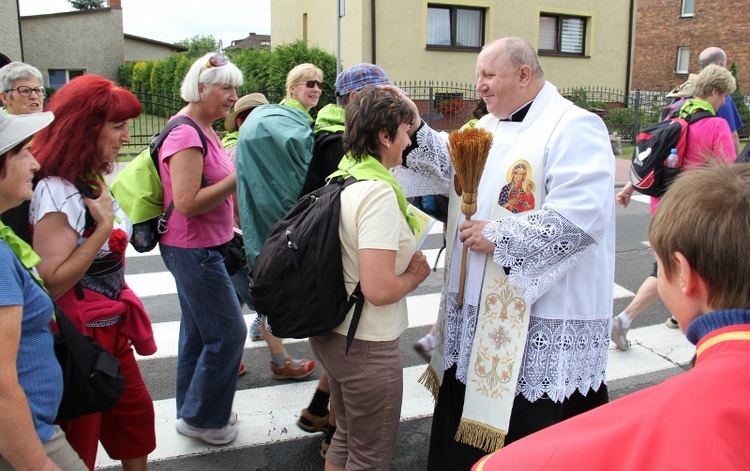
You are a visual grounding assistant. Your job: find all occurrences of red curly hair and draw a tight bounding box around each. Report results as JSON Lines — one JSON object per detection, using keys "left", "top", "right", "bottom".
{"left": 32, "top": 75, "right": 141, "bottom": 188}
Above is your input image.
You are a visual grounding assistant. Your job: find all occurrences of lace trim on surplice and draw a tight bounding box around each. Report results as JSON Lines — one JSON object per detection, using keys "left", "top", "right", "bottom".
{"left": 442, "top": 291, "right": 478, "bottom": 384}
{"left": 442, "top": 292, "right": 609, "bottom": 401}
{"left": 516, "top": 317, "right": 609, "bottom": 402}
{"left": 482, "top": 208, "right": 596, "bottom": 305}
{"left": 394, "top": 124, "right": 451, "bottom": 198}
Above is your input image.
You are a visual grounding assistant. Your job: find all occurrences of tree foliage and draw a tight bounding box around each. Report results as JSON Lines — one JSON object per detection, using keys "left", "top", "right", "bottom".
{"left": 729, "top": 62, "right": 750, "bottom": 138}
{"left": 120, "top": 40, "right": 339, "bottom": 117}
{"left": 68, "top": 0, "right": 104, "bottom": 10}
{"left": 176, "top": 34, "right": 220, "bottom": 58}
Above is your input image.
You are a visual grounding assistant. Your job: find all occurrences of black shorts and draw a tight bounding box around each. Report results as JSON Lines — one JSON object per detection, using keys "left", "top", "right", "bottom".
{"left": 650, "top": 260, "right": 658, "bottom": 278}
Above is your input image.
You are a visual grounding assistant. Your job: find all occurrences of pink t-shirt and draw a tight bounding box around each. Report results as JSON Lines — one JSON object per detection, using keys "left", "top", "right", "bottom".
{"left": 649, "top": 116, "right": 735, "bottom": 214}
{"left": 158, "top": 115, "right": 234, "bottom": 248}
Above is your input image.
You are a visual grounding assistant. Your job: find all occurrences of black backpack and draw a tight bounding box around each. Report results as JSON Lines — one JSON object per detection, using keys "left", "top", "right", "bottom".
{"left": 630, "top": 111, "right": 714, "bottom": 197}
{"left": 249, "top": 176, "right": 365, "bottom": 353}
{"left": 299, "top": 131, "right": 345, "bottom": 197}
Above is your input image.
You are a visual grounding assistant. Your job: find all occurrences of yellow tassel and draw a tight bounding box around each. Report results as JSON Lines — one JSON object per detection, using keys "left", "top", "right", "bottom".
{"left": 455, "top": 418, "right": 507, "bottom": 453}
{"left": 418, "top": 365, "right": 440, "bottom": 402}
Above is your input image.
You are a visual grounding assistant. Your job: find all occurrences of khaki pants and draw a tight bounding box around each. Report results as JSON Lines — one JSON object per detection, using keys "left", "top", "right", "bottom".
{"left": 0, "top": 426, "right": 87, "bottom": 471}
{"left": 310, "top": 331, "right": 403, "bottom": 471}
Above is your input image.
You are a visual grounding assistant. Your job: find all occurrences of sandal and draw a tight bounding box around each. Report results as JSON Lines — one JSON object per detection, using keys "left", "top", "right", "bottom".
{"left": 270, "top": 357, "right": 316, "bottom": 380}
{"left": 296, "top": 408, "right": 329, "bottom": 433}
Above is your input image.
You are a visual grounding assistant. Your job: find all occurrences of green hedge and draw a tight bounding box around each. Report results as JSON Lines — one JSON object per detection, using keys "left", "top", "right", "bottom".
{"left": 118, "top": 40, "right": 338, "bottom": 119}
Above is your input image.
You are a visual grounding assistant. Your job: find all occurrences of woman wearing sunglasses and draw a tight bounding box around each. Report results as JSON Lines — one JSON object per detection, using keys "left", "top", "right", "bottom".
{"left": 235, "top": 63, "right": 326, "bottom": 383}
{"left": 282, "top": 63, "right": 324, "bottom": 115}
{"left": 157, "top": 53, "right": 247, "bottom": 446}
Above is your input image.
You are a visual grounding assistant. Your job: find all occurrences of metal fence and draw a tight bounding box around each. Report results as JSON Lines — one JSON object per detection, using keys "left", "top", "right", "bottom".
{"left": 395, "top": 80, "right": 483, "bottom": 131}
{"left": 124, "top": 84, "right": 750, "bottom": 154}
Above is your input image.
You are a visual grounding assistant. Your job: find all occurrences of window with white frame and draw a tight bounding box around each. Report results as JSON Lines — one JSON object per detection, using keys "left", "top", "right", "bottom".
{"left": 48, "top": 69, "right": 85, "bottom": 92}
{"left": 538, "top": 14, "right": 587, "bottom": 55}
{"left": 681, "top": 0, "right": 694, "bottom": 16}
{"left": 427, "top": 4, "right": 485, "bottom": 49}
{"left": 676, "top": 47, "right": 690, "bottom": 73}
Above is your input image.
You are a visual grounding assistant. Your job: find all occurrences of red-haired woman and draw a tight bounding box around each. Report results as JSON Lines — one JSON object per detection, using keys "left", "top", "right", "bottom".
{"left": 29, "top": 75, "right": 156, "bottom": 471}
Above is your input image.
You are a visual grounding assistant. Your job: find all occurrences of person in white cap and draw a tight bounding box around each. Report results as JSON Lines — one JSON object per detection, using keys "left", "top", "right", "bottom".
{"left": 0, "top": 110, "right": 88, "bottom": 470}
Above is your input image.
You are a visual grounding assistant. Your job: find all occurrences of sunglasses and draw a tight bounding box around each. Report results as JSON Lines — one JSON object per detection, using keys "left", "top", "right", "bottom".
{"left": 5, "top": 86, "right": 46, "bottom": 98}
{"left": 300, "top": 80, "right": 324, "bottom": 90}
{"left": 206, "top": 55, "right": 229, "bottom": 69}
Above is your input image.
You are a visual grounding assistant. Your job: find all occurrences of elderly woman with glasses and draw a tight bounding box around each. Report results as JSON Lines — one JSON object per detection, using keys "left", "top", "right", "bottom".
{"left": 0, "top": 62, "right": 46, "bottom": 116}
{"left": 0, "top": 62, "right": 46, "bottom": 244}
{"left": 156, "top": 53, "right": 247, "bottom": 446}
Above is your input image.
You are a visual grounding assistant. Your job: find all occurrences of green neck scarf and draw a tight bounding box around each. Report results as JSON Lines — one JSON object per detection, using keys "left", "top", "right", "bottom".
{"left": 679, "top": 99, "right": 716, "bottom": 118}
{"left": 329, "top": 153, "right": 419, "bottom": 233}
{"left": 314, "top": 104, "right": 346, "bottom": 135}
{"left": 280, "top": 98, "right": 312, "bottom": 122}
{"left": 221, "top": 131, "right": 238, "bottom": 150}
{"left": 0, "top": 220, "right": 42, "bottom": 272}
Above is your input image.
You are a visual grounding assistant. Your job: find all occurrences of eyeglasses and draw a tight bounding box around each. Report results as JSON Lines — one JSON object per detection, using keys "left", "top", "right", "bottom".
{"left": 5, "top": 86, "right": 46, "bottom": 97}
{"left": 300, "top": 80, "right": 323, "bottom": 90}
{"left": 206, "top": 55, "right": 229, "bottom": 69}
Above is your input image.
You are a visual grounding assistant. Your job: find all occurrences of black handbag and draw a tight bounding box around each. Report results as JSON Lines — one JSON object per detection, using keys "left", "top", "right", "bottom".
{"left": 218, "top": 234, "right": 247, "bottom": 277}
{"left": 53, "top": 306, "right": 126, "bottom": 421}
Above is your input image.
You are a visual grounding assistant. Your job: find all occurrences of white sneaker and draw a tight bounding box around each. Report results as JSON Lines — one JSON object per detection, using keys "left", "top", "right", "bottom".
{"left": 665, "top": 316, "right": 679, "bottom": 329}
{"left": 175, "top": 418, "right": 238, "bottom": 445}
{"left": 611, "top": 316, "right": 631, "bottom": 351}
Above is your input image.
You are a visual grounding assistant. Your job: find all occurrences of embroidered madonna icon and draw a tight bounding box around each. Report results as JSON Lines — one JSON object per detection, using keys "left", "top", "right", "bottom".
{"left": 498, "top": 160, "right": 535, "bottom": 214}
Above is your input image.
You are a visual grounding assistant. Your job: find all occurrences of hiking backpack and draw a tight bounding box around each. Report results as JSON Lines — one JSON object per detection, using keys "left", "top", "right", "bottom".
{"left": 111, "top": 116, "right": 206, "bottom": 252}
{"left": 630, "top": 110, "right": 714, "bottom": 197}
{"left": 659, "top": 97, "right": 689, "bottom": 122}
{"left": 249, "top": 176, "right": 365, "bottom": 353}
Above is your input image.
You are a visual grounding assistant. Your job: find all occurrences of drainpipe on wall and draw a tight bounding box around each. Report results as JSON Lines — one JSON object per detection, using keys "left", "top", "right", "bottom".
{"left": 371, "top": 0, "right": 376, "bottom": 64}
{"left": 625, "top": 0, "right": 636, "bottom": 102}
{"left": 16, "top": 0, "right": 24, "bottom": 61}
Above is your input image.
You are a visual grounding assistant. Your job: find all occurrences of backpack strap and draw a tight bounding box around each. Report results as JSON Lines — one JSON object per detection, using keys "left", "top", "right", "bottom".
{"left": 345, "top": 283, "right": 365, "bottom": 355}
{"left": 683, "top": 110, "right": 715, "bottom": 124}
{"left": 149, "top": 116, "right": 210, "bottom": 231}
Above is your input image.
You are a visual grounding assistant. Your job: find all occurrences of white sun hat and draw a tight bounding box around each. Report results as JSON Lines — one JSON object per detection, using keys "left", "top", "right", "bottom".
{"left": 0, "top": 111, "right": 54, "bottom": 156}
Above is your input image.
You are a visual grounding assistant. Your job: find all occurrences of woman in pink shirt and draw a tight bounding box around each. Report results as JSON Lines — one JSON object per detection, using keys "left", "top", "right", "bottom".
{"left": 158, "top": 53, "right": 247, "bottom": 446}
{"left": 613, "top": 63, "right": 736, "bottom": 349}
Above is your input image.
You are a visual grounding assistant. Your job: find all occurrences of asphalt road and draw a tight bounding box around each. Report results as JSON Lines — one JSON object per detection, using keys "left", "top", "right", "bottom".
{"left": 96, "top": 185, "right": 687, "bottom": 471}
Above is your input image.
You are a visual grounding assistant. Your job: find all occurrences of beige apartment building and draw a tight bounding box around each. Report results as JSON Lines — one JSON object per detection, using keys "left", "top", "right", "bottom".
{"left": 271, "top": 0, "right": 636, "bottom": 90}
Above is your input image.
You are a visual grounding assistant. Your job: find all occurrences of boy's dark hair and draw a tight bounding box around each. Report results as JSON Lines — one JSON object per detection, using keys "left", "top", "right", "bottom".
{"left": 342, "top": 86, "right": 413, "bottom": 161}
{"left": 648, "top": 163, "right": 750, "bottom": 309}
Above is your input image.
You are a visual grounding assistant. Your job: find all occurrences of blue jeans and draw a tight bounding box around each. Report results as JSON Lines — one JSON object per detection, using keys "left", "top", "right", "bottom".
{"left": 161, "top": 245, "right": 247, "bottom": 428}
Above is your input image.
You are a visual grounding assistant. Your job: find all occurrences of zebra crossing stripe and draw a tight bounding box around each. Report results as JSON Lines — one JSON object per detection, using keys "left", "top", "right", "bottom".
{"left": 99, "top": 322, "right": 693, "bottom": 468}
